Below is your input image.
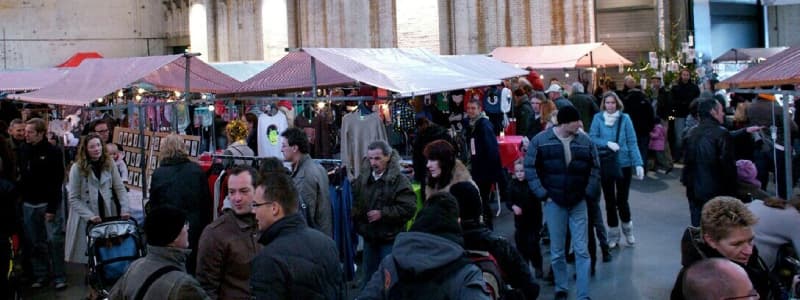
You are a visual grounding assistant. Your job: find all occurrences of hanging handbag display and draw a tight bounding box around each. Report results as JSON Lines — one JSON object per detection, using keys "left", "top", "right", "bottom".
{"left": 599, "top": 116, "right": 623, "bottom": 179}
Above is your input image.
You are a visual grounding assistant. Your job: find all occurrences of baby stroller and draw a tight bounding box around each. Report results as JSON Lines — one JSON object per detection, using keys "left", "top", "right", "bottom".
{"left": 86, "top": 218, "right": 145, "bottom": 298}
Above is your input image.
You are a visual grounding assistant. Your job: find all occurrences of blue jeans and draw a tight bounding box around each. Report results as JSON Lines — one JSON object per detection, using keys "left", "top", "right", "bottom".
{"left": 22, "top": 203, "right": 66, "bottom": 282}
{"left": 361, "top": 240, "right": 393, "bottom": 288}
{"left": 545, "top": 200, "right": 590, "bottom": 300}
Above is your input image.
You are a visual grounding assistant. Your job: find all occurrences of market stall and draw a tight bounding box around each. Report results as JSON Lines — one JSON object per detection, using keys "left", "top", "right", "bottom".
{"left": 712, "top": 47, "right": 788, "bottom": 80}
{"left": 10, "top": 54, "right": 241, "bottom": 211}
{"left": 719, "top": 45, "right": 800, "bottom": 198}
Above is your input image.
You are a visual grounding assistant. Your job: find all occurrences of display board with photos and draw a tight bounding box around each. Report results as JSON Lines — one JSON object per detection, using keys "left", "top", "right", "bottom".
{"left": 112, "top": 127, "right": 201, "bottom": 190}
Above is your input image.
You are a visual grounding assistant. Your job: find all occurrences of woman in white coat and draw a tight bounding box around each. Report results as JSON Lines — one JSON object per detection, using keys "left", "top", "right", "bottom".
{"left": 65, "top": 133, "right": 130, "bottom": 265}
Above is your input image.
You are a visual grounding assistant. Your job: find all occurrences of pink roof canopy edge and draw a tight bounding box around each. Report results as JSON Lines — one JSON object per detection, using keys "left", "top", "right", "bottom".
{"left": 11, "top": 54, "right": 240, "bottom": 106}
{"left": 234, "top": 51, "right": 354, "bottom": 95}
{"left": 720, "top": 45, "right": 800, "bottom": 89}
{"left": 490, "top": 42, "right": 633, "bottom": 69}
{"left": 0, "top": 68, "right": 72, "bottom": 92}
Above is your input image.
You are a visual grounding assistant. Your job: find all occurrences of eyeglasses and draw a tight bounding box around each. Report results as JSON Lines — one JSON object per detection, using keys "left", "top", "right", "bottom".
{"left": 251, "top": 201, "right": 275, "bottom": 209}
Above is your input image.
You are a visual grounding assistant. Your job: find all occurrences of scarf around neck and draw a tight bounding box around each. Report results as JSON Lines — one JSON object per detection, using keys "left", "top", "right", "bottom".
{"left": 603, "top": 111, "right": 621, "bottom": 127}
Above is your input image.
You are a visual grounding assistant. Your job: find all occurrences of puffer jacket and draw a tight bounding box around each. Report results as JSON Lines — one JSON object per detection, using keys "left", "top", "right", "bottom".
{"left": 352, "top": 150, "right": 417, "bottom": 243}
{"left": 670, "top": 227, "right": 779, "bottom": 300}
{"left": 196, "top": 211, "right": 261, "bottom": 300}
{"left": 358, "top": 232, "right": 490, "bottom": 300}
{"left": 681, "top": 119, "right": 737, "bottom": 203}
{"left": 108, "top": 246, "right": 210, "bottom": 300}
{"left": 250, "top": 213, "right": 343, "bottom": 300}
{"left": 525, "top": 127, "right": 600, "bottom": 207}
{"left": 462, "top": 226, "right": 540, "bottom": 299}
{"left": 291, "top": 154, "right": 332, "bottom": 237}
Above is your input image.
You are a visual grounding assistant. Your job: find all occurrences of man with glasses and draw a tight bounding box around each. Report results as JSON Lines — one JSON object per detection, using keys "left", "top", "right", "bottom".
{"left": 681, "top": 258, "right": 759, "bottom": 300}
{"left": 197, "top": 166, "right": 261, "bottom": 299}
{"left": 92, "top": 119, "right": 111, "bottom": 144}
{"left": 250, "top": 172, "right": 343, "bottom": 299}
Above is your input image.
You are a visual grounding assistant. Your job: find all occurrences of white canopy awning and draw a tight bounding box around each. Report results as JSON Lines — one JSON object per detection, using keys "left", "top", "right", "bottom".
{"left": 301, "top": 48, "right": 501, "bottom": 97}
{"left": 439, "top": 55, "right": 528, "bottom": 80}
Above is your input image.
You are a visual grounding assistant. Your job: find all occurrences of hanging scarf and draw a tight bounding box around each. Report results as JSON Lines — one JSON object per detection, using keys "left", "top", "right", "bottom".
{"left": 603, "top": 111, "right": 621, "bottom": 127}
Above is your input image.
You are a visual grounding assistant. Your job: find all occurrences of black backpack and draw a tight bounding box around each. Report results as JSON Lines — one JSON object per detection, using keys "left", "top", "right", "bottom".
{"left": 387, "top": 256, "right": 472, "bottom": 300}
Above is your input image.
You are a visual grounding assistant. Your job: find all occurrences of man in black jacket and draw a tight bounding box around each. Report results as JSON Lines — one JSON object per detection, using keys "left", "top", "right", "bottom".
{"left": 450, "top": 182, "right": 540, "bottom": 300}
{"left": 670, "top": 69, "right": 700, "bottom": 162}
{"left": 250, "top": 172, "right": 343, "bottom": 300}
{"left": 18, "top": 118, "right": 67, "bottom": 289}
{"left": 681, "top": 98, "right": 737, "bottom": 226}
{"left": 465, "top": 99, "right": 506, "bottom": 230}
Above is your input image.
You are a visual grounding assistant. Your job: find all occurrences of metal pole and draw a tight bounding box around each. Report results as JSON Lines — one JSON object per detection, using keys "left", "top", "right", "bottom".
{"left": 782, "top": 93, "right": 793, "bottom": 199}
{"left": 180, "top": 56, "right": 190, "bottom": 133}
{"left": 138, "top": 101, "right": 148, "bottom": 204}
{"left": 311, "top": 56, "right": 318, "bottom": 100}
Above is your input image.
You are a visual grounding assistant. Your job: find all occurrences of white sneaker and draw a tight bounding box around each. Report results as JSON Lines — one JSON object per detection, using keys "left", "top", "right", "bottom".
{"left": 622, "top": 221, "right": 636, "bottom": 245}
{"left": 607, "top": 227, "right": 620, "bottom": 248}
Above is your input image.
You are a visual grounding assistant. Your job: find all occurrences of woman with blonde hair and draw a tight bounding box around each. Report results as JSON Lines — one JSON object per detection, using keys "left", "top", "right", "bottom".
{"left": 65, "top": 133, "right": 129, "bottom": 297}
{"left": 223, "top": 119, "right": 254, "bottom": 166}
{"left": 149, "top": 134, "right": 212, "bottom": 274}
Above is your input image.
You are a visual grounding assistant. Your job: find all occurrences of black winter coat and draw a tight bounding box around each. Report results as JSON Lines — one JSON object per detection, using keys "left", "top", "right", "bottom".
{"left": 18, "top": 140, "right": 64, "bottom": 213}
{"left": 462, "top": 226, "right": 540, "bottom": 300}
{"left": 525, "top": 128, "right": 600, "bottom": 207}
{"left": 0, "top": 179, "right": 18, "bottom": 239}
{"left": 670, "top": 82, "right": 700, "bottom": 118}
{"left": 514, "top": 97, "right": 535, "bottom": 138}
{"left": 251, "top": 213, "right": 343, "bottom": 300}
{"left": 681, "top": 119, "right": 737, "bottom": 203}
{"left": 465, "top": 115, "right": 503, "bottom": 183}
{"left": 623, "top": 88, "right": 656, "bottom": 137}
{"left": 149, "top": 156, "right": 213, "bottom": 273}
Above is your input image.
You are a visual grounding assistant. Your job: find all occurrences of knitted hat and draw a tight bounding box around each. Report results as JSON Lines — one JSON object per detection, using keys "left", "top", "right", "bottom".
{"left": 557, "top": 105, "right": 581, "bottom": 125}
{"left": 145, "top": 206, "right": 187, "bottom": 247}
{"left": 410, "top": 192, "right": 463, "bottom": 246}
{"left": 736, "top": 160, "right": 761, "bottom": 187}
{"left": 449, "top": 182, "right": 483, "bottom": 224}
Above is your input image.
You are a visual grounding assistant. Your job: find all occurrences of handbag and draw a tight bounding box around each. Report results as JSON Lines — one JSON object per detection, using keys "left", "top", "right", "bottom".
{"left": 599, "top": 116, "right": 623, "bottom": 179}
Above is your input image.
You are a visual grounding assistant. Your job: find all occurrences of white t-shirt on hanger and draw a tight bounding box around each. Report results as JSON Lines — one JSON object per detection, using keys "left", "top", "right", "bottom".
{"left": 257, "top": 110, "right": 288, "bottom": 159}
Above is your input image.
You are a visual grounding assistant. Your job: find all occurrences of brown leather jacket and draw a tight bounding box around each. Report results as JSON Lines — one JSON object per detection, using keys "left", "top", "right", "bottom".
{"left": 196, "top": 210, "right": 261, "bottom": 300}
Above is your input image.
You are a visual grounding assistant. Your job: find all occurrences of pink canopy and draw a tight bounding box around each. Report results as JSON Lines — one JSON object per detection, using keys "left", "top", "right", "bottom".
{"left": 0, "top": 68, "right": 71, "bottom": 92}
{"left": 11, "top": 54, "right": 240, "bottom": 106}
{"left": 234, "top": 51, "right": 354, "bottom": 95}
{"left": 490, "top": 42, "right": 633, "bottom": 69}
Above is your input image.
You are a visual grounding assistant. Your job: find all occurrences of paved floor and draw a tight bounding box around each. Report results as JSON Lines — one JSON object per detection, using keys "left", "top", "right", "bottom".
{"left": 21, "top": 168, "right": 691, "bottom": 299}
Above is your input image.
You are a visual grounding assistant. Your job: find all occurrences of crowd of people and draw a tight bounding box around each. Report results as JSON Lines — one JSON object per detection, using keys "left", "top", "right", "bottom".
{"left": 1, "top": 67, "right": 799, "bottom": 300}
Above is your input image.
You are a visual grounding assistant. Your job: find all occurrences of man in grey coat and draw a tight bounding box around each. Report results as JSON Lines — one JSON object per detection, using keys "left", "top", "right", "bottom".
{"left": 280, "top": 128, "right": 332, "bottom": 237}
{"left": 109, "top": 206, "right": 210, "bottom": 300}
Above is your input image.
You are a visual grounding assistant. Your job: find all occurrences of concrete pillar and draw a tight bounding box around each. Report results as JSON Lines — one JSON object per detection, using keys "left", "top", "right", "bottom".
{"left": 189, "top": 1, "right": 209, "bottom": 60}
{"left": 262, "top": 0, "right": 289, "bottom": 61}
